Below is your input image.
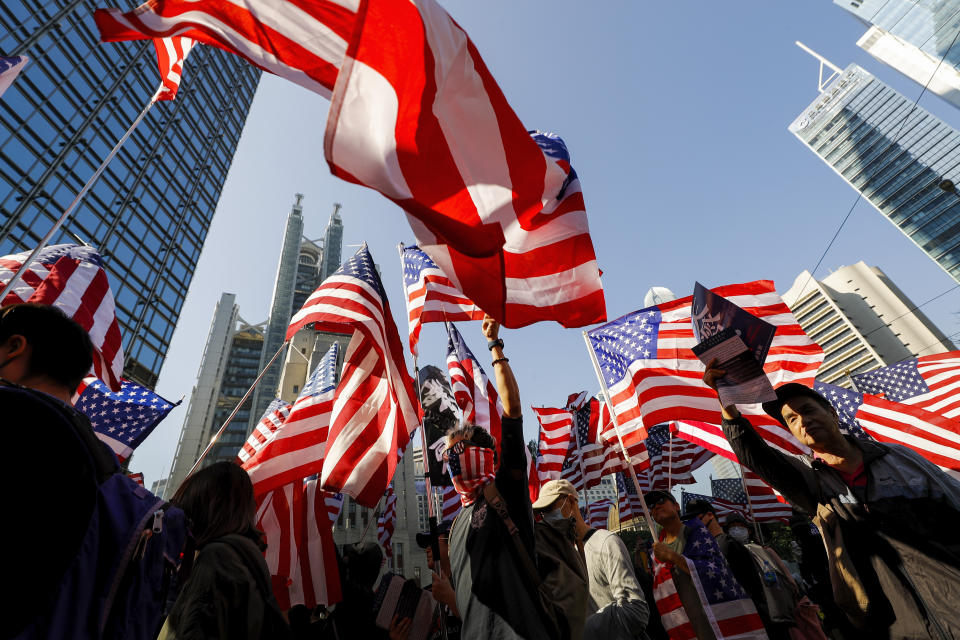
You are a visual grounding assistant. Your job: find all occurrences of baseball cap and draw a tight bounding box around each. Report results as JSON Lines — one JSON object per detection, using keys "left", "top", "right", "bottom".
{"left": 532, "top": 479, "right": 578, "bottom": 510}
{"left": 681, "top": 498, "right": 713, "bottom": 520}
{"left": 761, "top": 383, "right": 831, "bottom": 427}
{"left": 415, "top": 519, "right": 453, "bottom": 549}
{"left": 724, "top": 512, "right": 749, "bottom": 528}
{"left": 643, "top": 490, "right": 676, "bottom": 508}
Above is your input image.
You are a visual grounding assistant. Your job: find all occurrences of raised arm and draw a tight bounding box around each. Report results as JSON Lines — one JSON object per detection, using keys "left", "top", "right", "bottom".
{"left": 482, "top": 314, "right": 520, "bottom": 418}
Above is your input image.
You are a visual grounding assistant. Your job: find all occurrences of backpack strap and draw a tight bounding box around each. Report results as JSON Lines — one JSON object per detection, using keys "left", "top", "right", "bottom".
{"left": 481, "top": 483, "right": 542, "bottom": 588}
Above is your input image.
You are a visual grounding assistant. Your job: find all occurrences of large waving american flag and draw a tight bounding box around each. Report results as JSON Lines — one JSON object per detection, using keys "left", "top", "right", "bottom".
{"left": 446, "top": 322, "right": 502, "bottom": 449}
{"left": 73, "top": 375, "right": 178, "bottom": 462}
{"left": 256, "top": 478, "right": 342, "bottom": 610}
{"left": 816, "top": 381, "right": 960, "bottom": 472}
{"left": 325, "top": 0, "right": 605, "bottom": 329}
{"left": 95, "top": 0, "right": 355, "bottom": 98}
{"left": 243, "top": 343, "right": 339, "bottom": 496}
{"left": 587, "top": 280, "right": 822, "bottom": 455}
{"left": 586, "top": 500, "right": 612, "bottom": 529}
{"left": 713, "top": 475, "right": 791, "bottom": 523}
{"left": 153, "top": 37, "right": 195, "bottom": 101}
{"left": 1, "top": 244, "right": 124, "bottom": 390}
{"left": 287, "top": 245, "right": 419, "bottom": 507}
{"left": 852, "top": 351, "right": 960, "bottom": 421}
{"left": 377, "top": 485, "right": 398, "bottom": 559}
{"left": 402, "top": 245, "right": 483, "bottom": 356}
{"left": 238, "top": 398, "right": 292, "bottom": 465}
{"left": 566, "top": 393, "right": 627, "bottom": 490}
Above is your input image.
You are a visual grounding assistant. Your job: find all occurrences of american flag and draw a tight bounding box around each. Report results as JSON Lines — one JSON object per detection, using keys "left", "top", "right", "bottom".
{"left": 816, "top": 381, "right": 960, "bottom": 472}
{"left": 152, "top": 37, "right": 195, "bottom": 101}
{"left": 445, "top": 321, "right": 502, "bottom": 449}
{"left": 1, "top": 244, "right": 125, "bottom": 390}
{"left": 615, "top": 472, "right": 643, "bottom": 523}
{"left": 325, "top": 1, "right": 606, "bottom": 330}
{"left": 533, "top": 407, "right": 574, "bottom": 485}
{"left": 237, "top": 398, "right": 292, "bottom": 464}
{"left": 713, "top": 475, "right": 791, "bottom": 523}
{"left": 73, "top": 375, "right": 177, "bottom": 462}
{"left": 402, "top": 245, "right": 483, "bottom": 356}
{"left": 378, "top": 485, "right": 398, "bottom": 559}
{"left": 326, "top": 491, "right": 344, "bottom": 527}
{"left": 852, "top": 351, "right": 960, "bottom": 421}
{"left": 681, "top": 490, "right": 745, "bottom": 522}
{"left": 671, "top": 419, "right": 749, "bottom": 464}
{"left": 95, "top": 0, "right": 355, "bottom": 98}
{"left": 127, "top": 472, "right": 145, "bottom": 487}
{"left": 643, "top": 424, "right": 712, "bottom": 491}
{"left": 587, "top": 499, "right": 612, "bottom": 529}
{"left": 256, "top": 478, "right": 342, "bottom": 610}
{"left": 652, "top": 521, "right": 766, "bottom": 640}
{"left": 287, "top": 245, "right": 419, "bottom": 507}
{"left": 0, "top": 56, "right": 28, "bottom": 98}
{"left": 560, "top": 442, "right": 584, "bottom": 491}
{"left": 439, "top": 485, "right": 462, "bottom": 521}
{"left": 587, "top": 280, "right": 822, "bottom": 455}
{"left": 243, "top": 343, "right": 339, "bottom": 496}
{"left": 568, "top": 393, "right": 626, "bottom": 490}
{"left": 597, "top": 399, "right": 650, "bottom": 473}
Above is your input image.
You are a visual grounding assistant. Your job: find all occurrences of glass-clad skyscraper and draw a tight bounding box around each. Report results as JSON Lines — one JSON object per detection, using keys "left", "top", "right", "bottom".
{"left": 789, "top": 63, "right": 960, "bottom": 282}
{"left": 0, "top": 0, "right": 260, "bottom": 386}
{"left": 836, "top": 0, "right": 960, "bottom": 108}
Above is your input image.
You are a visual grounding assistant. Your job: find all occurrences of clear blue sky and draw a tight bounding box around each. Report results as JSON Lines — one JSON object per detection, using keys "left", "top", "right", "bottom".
{"left": 133, "top": 1, "right": 960, "bottom": 490}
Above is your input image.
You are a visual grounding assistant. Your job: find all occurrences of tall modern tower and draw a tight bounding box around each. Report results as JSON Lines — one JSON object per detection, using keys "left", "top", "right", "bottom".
{"left": 789, "top": 54, "right": 960, "bottom": 283}
{"left": 835, "top": 0, "right": 960, "bottom": 109}
{"left": 0, "top": 2, "right": 260, "bottom": 386}
{"left": 320, "top": 203, "right": 344, "bottom": 280}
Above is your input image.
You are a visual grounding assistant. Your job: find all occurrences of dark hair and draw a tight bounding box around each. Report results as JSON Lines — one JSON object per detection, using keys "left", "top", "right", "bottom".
{"left": 0, "top": 303, "right": 93, "bottom": 389}
{"left": 171, "top": 462, "right": 259, "bottom": 547}
{"left": 445, "top": 423, "right": 498, "bottom": 463}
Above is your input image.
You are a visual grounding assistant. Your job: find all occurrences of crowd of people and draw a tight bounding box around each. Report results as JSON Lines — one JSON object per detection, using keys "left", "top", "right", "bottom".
{"left": 6, "top": 303, "right": 960, "bottom": 639}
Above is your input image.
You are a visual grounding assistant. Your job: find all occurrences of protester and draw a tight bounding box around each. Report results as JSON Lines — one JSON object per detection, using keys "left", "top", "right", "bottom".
{"left": 416, "top": 518, "right": 463, "bottom": 639}
{"left": 705, "top": 364, "right": 960, "bottom": 639}
{"left": 446, "top": 314, "right": 556, "bottom": 639}
{"left": 161, "top": 461, "right": 290, "bottom": 639}
{"left": 647, "top": 489, "right": 767, "bottom": 639}
{"left": 1, "top": 303, "right": 154, "bottom": 637}
{"left": 531, "top": 479, "right": 590, "bottom": 639}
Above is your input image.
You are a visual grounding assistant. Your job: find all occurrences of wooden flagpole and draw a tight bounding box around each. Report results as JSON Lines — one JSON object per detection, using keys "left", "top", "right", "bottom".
{"left": 582, "top": 331, "right": 658, "bottom": 535}
{"left": 0, "top": 84, "right": 164, "bottom": 303}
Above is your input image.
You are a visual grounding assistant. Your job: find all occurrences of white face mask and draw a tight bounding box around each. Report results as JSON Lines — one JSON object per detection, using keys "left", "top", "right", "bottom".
{"left": 728, "top": 526, "right": 750, "bottom": 543}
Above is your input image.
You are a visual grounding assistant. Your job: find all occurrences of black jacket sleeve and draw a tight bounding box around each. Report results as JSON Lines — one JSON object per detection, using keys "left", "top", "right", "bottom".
{"left": 495, "top": 415, "right": 536, "bottom": 550}
{"left": 721, "top": 414, "right": 820, "bottom": 514}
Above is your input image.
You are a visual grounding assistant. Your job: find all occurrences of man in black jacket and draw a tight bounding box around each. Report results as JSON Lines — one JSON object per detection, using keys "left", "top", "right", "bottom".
{"left": 704, "top": 361, "right": 960, "bottom": 639}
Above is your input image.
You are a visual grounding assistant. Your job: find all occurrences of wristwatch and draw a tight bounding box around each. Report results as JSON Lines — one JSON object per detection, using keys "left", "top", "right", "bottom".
{"left": 487, "top": 338, "right": 504, "bottom": 351}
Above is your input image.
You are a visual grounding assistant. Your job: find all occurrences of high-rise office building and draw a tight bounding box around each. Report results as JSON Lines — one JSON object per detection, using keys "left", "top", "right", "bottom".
{"left": 782, "top": 261, "right": 955, "bottom": 386}
{"left": 320, "top": 204, "right": 343, "bottom": 281}
{"left": 166, "top": 293, "right": 266, "bottom": 492}
{"left": 789, "top": 61, "right": 960, "bottom": 283}
{"left": 836, "top": 0, "right": 960, "bottom": 108}
{"left": 0, "top": 3, "right": 260, "bottom": 386}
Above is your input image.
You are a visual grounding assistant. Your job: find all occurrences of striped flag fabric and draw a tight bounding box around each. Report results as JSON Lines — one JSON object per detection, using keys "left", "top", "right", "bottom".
{"left": 587, "top": 280, "right": 822, "bottom": 455}
{"left": 852, "top": 351, "right": 960, "bottom": 421}
{"left": 680, "top": 490, "right": 746, "bottom": 522}
{"left": 243, "top": 343, "right": 339, "bottom": 496}
{"left": 1, "top": 244, "right": 124, "bottom": 390}
{"left": 94, "top": 0, "right": 355, "bottom": 98}
{"left": 598, "top": 400, "right": 650, "bottom": 473}
{"left": 560, "top": 444, "right": 584, "bottom": 491}
{"left": 652, "top": 522, "right": 766, "bottom": 640}
{"left": 816, "top": 381, "right": 960, "bottom": 472}
{"left": 568, "top": 393, "right": 626, "bottom": 490}
{"left": 643, "top": 424, "right": 713, "bottom": 491}
{"left": 445, "top": 322, "right": 502, "bottom": 448}
{"left": 533, "top": 407, "right": 574, "bottom": 485}
{"left": 587, "top": 499, "right": 612, "bottom": 529}
{"left": 672, "top": 419, "right": 745, "bottom": 463}
{"left": 238, "top": 398, "right": 293, "bottom": 464}
{"left": 402, "top": 245, "right": 483, "bottom": 356}
{"left": 128, "top": 472, "right": 145, "bottom": 487}
{"left": 326, "top": 491, "right": 345, "bottom": 527}
{"left": 0, "top": 56, "right": 28, "bottom": 98}
{"left": 713, "top": 475, "right": 791, "bottom": 523}
{"left": 325, "top": 0, "right": 605, "bottom": 330}
{"left": 256, "top": 478, "right": 342, "bottom": 610}
{"left": 615, "top": 471, "right": 644, "bottom": 522}
{"left": 152, "top": 37, "right": 195, "bottom": 101}
{"left": 378, "top": 485, "right": 398, "bottom": 559}
{"left": 439, "top": 485, "right": 462, "bottom": 521}
{"left": 73, "top": 375, "right": 178, "bottom": 462}
{"left": 286, "top": 246, "right": 419, "bottom": 507}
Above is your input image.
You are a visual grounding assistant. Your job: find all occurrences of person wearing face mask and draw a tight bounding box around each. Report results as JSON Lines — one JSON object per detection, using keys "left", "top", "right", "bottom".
{"left": 531, "top": 479, "right": 590, "bottom": 640}
{"left": 445, "top": 315, "right": 556, "bottom": 640}
{"left": 705, "top": 362, "right": 960, "bottom": 639}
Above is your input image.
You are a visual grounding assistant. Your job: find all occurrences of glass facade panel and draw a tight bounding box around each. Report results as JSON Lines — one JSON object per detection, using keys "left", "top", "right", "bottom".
{"left": 0, "top": 0, "right": 260, "bottom": 386}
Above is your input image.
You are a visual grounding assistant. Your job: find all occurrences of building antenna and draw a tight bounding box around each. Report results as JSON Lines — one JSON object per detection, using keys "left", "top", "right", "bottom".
{"left": 795, "top": 41, "right": 843, "bottom": 92}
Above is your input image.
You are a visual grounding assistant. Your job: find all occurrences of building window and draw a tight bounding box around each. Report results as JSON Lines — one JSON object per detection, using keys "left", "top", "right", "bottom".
{"left": 293, "top": 385, "right": 299, "bottom": 394}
